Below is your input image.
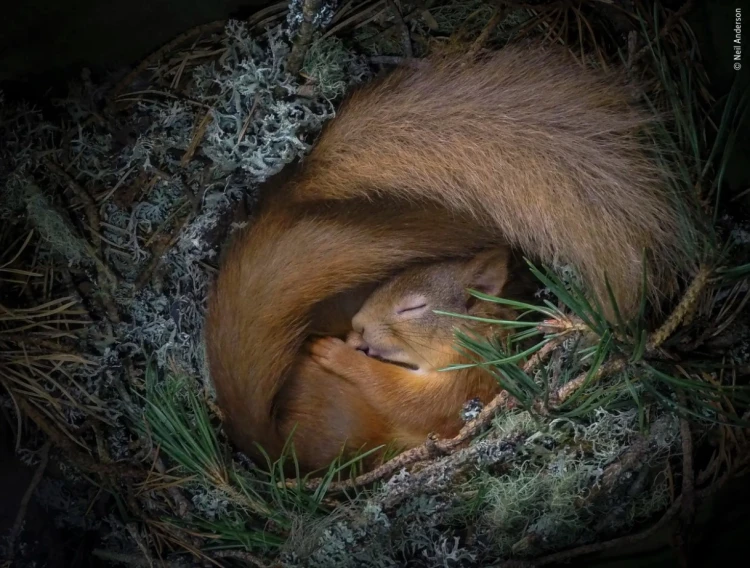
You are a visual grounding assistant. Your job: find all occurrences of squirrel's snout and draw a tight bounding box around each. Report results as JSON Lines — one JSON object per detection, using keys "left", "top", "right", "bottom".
{"left": 346, "top": 330, "right": 368, "bottom": 350}
{"left": 346, "top": 329, "right": 382, "bottom": 358}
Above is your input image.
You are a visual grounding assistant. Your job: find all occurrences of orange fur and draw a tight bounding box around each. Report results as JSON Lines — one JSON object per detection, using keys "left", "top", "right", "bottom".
{"left": 205, "top": 46, "right": 696, "bottom": 473}
{"left": 207, "top": 201, "right": 498, "bottom": 471}
{"left": 310, "top": 249, "right": 518, "bottom": 446}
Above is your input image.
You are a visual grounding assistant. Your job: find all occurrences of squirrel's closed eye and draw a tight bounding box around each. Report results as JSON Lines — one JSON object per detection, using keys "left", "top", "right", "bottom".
{"left": 395, "top": 297, "right": 428, "bottom": 315}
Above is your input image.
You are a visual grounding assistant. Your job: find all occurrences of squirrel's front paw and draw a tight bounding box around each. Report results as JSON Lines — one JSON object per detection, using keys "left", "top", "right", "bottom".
{"left": 310, "top": 336, "right": 361, "bottom": 373}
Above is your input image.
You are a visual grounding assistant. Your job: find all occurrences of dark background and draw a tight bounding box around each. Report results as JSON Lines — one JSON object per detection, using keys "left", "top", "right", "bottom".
{"left": 1, "top": 1, "right": 749, "bottom": 566}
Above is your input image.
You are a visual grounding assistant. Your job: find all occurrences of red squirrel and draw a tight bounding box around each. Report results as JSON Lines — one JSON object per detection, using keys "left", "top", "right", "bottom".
{"left": 310, "top": 248, "right": 524, "bottom": 452}
{"left": 205, "top": 47, "right": 696, "bottom": 473}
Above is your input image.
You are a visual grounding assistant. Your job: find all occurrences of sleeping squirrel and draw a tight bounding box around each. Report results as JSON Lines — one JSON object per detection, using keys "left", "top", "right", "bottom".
{"left": 309, "top": 247, "right": 535, "bottom": 460}
{"left": 205, "top": 46, "right": 697, "bottom": 473}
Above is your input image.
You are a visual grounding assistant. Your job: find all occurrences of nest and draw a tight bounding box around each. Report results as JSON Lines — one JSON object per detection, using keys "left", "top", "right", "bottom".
{"left": 1, "top": 1, "right": 749, "bottom": 566}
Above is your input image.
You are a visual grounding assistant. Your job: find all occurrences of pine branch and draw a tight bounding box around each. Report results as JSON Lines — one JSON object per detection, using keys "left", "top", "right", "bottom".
{"left": 648, "top": 266, "right": 711, "bottom": 350}
{"left": 297, "top": 340, "right": 561, "bottom": 492}
{"left": 287, "top": 0, "right": 324, "bottom": 75}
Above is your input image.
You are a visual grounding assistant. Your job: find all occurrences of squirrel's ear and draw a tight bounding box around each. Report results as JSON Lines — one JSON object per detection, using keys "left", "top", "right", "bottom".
{"left": 466, "top": 247, "right": 511, "bottom": 300}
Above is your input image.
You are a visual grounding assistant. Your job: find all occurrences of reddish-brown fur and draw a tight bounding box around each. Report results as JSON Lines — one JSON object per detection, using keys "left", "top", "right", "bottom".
{"left": 205, "top": 46, "right": 696, "bottom": 473}
{"left": 310, "top": 249, "right": 517, "bottom": 448}
{"left": 207, "top": 200, "right": 499, "bottom": 470}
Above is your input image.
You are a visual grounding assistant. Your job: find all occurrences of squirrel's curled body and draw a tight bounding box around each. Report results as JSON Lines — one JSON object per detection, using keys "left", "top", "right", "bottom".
{"left": 205, "top": 47, "right": 695, "bottom": 473}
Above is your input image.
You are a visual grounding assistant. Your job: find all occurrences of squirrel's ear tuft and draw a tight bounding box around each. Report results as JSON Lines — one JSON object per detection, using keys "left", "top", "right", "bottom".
{"left": 464, "top": 248, "right": 511, "bottom": 312}
{"left": 466, "top": 247, "right": 511, "bottom": 298}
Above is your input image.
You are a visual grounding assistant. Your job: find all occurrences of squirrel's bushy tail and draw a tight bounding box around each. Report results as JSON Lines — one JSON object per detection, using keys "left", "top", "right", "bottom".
{"left": 206, "top": 46, "right": 699, "bottom": 462}
{"left": 292, "top": 47, "right": 698, "bottom": 315}
{"left": 206, "top": 201, "right": 498, "bottom": 460}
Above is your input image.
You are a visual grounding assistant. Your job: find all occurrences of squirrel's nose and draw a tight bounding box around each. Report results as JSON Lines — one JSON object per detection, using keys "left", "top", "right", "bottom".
{"left": 346, "top": 330, "right": 379, "bottom": 358}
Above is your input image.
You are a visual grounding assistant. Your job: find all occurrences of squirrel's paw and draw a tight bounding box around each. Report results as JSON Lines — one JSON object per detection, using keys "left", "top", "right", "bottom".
{"left": 310, "top": 336, "right": 361, "bottom": 373}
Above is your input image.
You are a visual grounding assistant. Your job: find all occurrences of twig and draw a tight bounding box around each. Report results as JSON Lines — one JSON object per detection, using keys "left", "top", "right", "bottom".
{"left": 287, "top": 0, "right": 324, "bottom": 75}
{"left": 369, "top": 55, "right": 405, "bottom": 66}
{"left": 648, "top": 266, "right": 711, "bottom": 350}
{"left": 247, "top": 2, "right": 289, "bottom": 29}
{"left": 180, "top": 111, "right": 214, "bottom": 166}
{"left": 626, "top": 29, "right": 638, "bottom": 69}
{"left": 24, "top": 185, "right": 120, "bottom": 322}
{"left": 628, "top": 1, "right": 694, "bottom": 69}
{"left": 679, "top": 412, "right": 695, "bottom": 523}
{"left": 539, "top": 315, "right": 590, "bottom": 334}
{"left": 554, "top": 357, "right": 628, "bottom": 404}
{"left": 580, "top": 417, "right": 672, "bottom": 510}
{"left": 523, "top": 335, "right": 565, "bottom": 376}
{"left": 91, "top": 550, "right": 184, "bottom": 567}
{"left": 300, "top": 390, "right": 518, "bottom": 492}
{"left": 91, "top": 550, "right": 152, "bottom": 567}
{"left": 152, "top": 454, "right": 192, "bottom": 518}
{"left": 135, "top": 204, "right": 196, "bottom": 290}
{"left": 91, "top": 422, "right": 112, "bottom": 463}
{"left": 380, "top": 435, "right": 520, "bottom": 511}
{"left": 467, "top": 7, "right": 505, "bottom": 60}
{"left": 675, "top": 394, "right": 696, "bottom": 564}
{"left": 235, "top": 93, "right": 261, "bottom": 148}
{"left": 6, "top": 440, "right": 52, "bottom": 560}
{"left": 385, "top": 0, "right": 413, "bottom": 58}
{"left": 126, "top": 523, "right": 155, "bottom": 568}
{"left": 114, "top": 90, "right": 211, "bottom": 110}
{"left": 297, "top": 332, "right": 577, "bottom": 492}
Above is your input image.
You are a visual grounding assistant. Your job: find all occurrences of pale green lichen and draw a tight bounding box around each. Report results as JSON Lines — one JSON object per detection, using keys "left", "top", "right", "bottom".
{"left": 426, "top": 0, "right": 533, "bottom": 41}
{"left": 23, "top": 185, "right": 90, "bottom": 266}
{"left": 0, "top": 5, "right": 737, "bottom": 567}
{"left": 278, "top": 410, "right": 679, "bottom": 566}
{"left": 467, "top": 410, "right": 678, "bottom": 558}
{"left": 303, "top": 37, "right": 370, "bottom": 99}
{"left": 0, "top": 18, "right": 366, "bottom": 546}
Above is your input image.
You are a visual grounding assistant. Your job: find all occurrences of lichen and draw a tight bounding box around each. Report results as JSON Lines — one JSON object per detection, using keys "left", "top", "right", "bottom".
{"left": 278, "top": 410, "right": 679, "bottom": 566}
{"left": 0, "top": 18, "right": 367, "bottom": 545}
{"left": 0, "top": 5, "right": 743, "bottom": 567}
{"left": 303, "top": 37, "right": 370, "bottom": 99}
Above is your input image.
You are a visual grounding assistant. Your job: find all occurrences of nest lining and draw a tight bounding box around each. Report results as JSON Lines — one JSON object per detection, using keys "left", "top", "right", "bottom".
{"left": 1, "top": 2, "right": 749, "bottom": 567}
